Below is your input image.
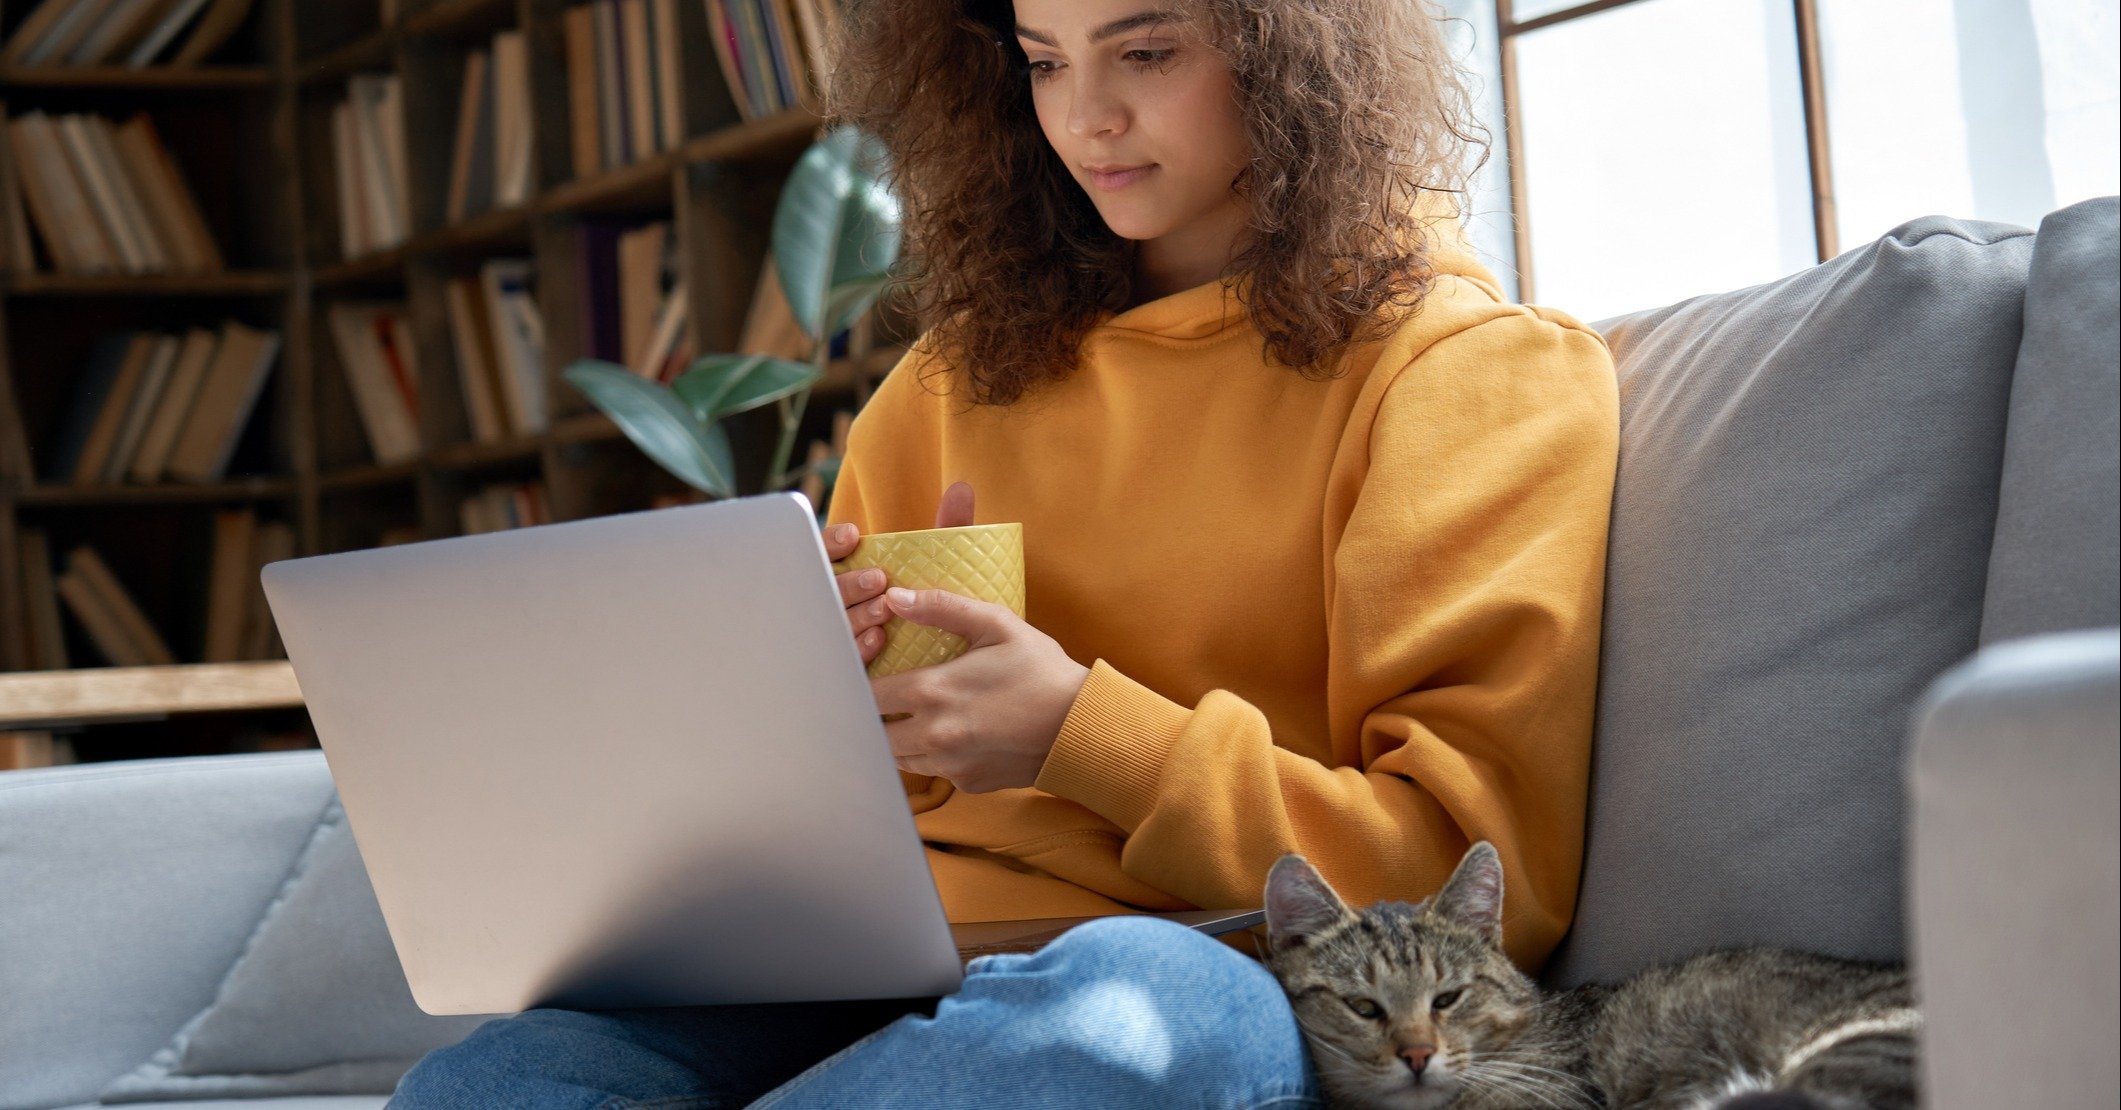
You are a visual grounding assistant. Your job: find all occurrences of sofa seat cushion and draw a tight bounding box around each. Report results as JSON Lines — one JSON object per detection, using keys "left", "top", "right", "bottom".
{"left": 96, "top": 800, "right": 492, "bottom": 1103}
{"left": 1546, "top": 214, "right": 2035, "bottom": 987}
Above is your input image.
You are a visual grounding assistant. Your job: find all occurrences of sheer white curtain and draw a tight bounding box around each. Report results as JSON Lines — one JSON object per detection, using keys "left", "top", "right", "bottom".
{"left": 1431, "top": 0, "right": 2119, "bottom": 320}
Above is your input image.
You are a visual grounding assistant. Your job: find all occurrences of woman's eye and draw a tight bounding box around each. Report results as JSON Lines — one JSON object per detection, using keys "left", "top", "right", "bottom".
{"left": 1346, "top": 997, "right": 1384, "bottom": 1020}
{"left": 1432, "top": 989, "right": 1463, "bottom": 1011}
{"left": 1025, "top": 60, "right": 1057, "bottom": 81}
{"left": 1124, "top": 48, "right": 1176, "bottom": 68}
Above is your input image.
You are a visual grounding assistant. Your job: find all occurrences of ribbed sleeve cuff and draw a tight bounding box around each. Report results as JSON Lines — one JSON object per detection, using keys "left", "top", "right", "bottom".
{"left": 1034, "top": 659, "right": 1193, "bottom": 833}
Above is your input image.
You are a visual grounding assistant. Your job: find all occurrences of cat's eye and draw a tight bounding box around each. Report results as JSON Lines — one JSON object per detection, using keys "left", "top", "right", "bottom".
{"left": 1345, "top": 997, "right": 1385, "bottom": 1020}
{"left": 1432, "top": 989, "right": 1463, "bottom": 1011}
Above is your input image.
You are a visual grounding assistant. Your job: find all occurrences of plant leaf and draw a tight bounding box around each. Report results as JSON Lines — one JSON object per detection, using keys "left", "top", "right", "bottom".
{"left": 562, "top": 360, "right": 734, "bottom": 497}
{"left": 773, "top": 126, "right": 901, "bottom": 340}
{"left": 818, "top": 275, "right": 894, "bottom": 345}
{"left": 673, "top": 354, "right": 822, "bottom": 420}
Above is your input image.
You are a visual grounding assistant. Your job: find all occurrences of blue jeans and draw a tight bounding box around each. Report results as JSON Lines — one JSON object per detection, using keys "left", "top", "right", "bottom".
{"left": 391, "top": 916, "right": 1323, "bottom": 1108}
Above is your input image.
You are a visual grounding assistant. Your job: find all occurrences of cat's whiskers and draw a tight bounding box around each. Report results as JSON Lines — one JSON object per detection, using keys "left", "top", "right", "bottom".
{"left": 1454, "top": 1065, "right": 1579, "bottom": 1109}
{"left": 1459, "top": 1058, "right": 1599, "bottom": 1109}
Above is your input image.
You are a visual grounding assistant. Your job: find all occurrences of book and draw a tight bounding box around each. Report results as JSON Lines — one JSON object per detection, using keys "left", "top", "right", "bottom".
{"left": 653, "top": 0, "right": 685, "bottom": 149}
{"left": 129, "top": 326, "right": 218, "bottom": 482}
{"left": 479, "top": 259, "right": 547, "bottom": 433}
{"left": 563, "top": 4, "right": 602, "bottom": 179}
{"left": 21, "top": 0, "right": 124, "bottom": 67}
{"left": 444, "top": 48, "right": 492, "bottom": 222}
{"left": 110, "top": 112, "right": 223, "bottom": 270}
{"left": 621, "top": 0, "right": 657, "bottom": 159}
{"left": 54, "top": 114, "right": 152, "bottom": 273}
{"left": 238, "top": 520, "right": 293, "bottom": 660}
{"left": 103, "top": 333, "right": 183, "bottom": 482}
{"left": 124, "top": 0, "right": 212, "bottom": 66}
{"left": 81, "top": 114, "right": 171, "bottom": 272}
{"left": 40, "top": 332, "right": 133, "bottom": 482}
{"left": 200, "top": 506, "right": 255, "bottom": 662}
{"left": 10, "top": 112, "right": 119, "bottom": 273}
{"left": 166, "top": 0, "right": 256, "bottom": 67}
{"left": 3, "top": 0, "right": 87, "bottom": 67}
{"left": 617, "top": 219, "right": 668, "bottom": 369}
{"left": 702, "top": 1, "right": 743, "bottom": 119}
{"left": 70, "top": 333, "right": 158, "bottom": 485}
{"left": 491, "top": 30, "right": 533, "bottom": 206}
{"left": 326, "top": 302, "right": 420, "bottom": 464}
{"left": 164, "top": 320, "right": 280, "bottom": 483}
{"left": 736, "top": 255, "right": 811, "bottom": 360}
{"left": 58, "top": 544, "right": 176, "bottom": 666}
{"left": 444, "top": 275, "right": 511, "bottom": 441}
{"left": 17, "top": 528, "right": 68, "bottom": 670}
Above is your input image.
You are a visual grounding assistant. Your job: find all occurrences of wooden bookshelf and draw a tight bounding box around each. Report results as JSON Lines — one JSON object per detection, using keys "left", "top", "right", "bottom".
{"left": 0, "top": 0, "right": 886, "bottom": 767}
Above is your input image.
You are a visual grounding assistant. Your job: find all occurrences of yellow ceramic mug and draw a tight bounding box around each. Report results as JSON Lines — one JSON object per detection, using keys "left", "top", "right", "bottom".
{"left": 831, "top": 522, "right": 1025, "bottom": 679}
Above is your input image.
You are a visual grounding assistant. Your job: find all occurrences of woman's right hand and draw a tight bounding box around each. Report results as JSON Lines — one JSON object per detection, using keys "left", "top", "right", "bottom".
{"left": 825, "top": 523, "right": 890, "bottom": 665}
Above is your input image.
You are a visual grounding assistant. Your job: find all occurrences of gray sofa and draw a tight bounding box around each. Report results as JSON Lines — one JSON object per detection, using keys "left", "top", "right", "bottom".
{"left": 4, "top": 197, "right": 2116, "bottom": 1110}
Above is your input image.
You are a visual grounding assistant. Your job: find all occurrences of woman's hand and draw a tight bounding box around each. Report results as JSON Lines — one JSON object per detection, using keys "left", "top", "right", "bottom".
{"left": 824, "top": 523, "right": 892, "bottom": 667}
{"left": 869, "top": 480, "right": 1091, "bottom": 793}
{"left": 872, "top": 589, "right": 1091, "bottom": 792}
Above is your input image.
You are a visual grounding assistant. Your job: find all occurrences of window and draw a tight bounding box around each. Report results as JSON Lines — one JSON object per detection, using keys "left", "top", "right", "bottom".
{"left": 1436, "top": 0, "right": 2120, "bottom": 320}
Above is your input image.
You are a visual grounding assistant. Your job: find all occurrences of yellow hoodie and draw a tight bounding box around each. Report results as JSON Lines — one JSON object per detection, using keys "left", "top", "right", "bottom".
{"left": 825, "top": 215, "right": 1618, "bottom": 971}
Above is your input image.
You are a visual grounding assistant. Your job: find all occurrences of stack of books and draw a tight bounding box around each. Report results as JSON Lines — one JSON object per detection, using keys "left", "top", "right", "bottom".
{"left": 459, "top": 480, "right": 550, "bottom": 535}
{"left": 331, "top": 73, "right": 411, "bottom": 258}
{"left": 42, "top": 322, "right": 283, "bottom": 486}
{"left": 702, "top": 0, "right": 840, "bottom": 121}
{"left": 445, "top": 30, "right": 535, "bottom": 223}
{"left": 324, "top": 302, "right": 420, "bottom": 465}
{"left": 443, "top": 259, "right": 547, "bottom": 442}
{"left": 5, "top": 110, "right": 223, "bottom": 275}
{"left": 561, "top": 0, "right": 689, "bottom": 178}
{"left": 573, "top": 218, "right": 693, "bottom": 382}
{"left": 12, "top": 512, "right": 289, "bottom": 671}
{"left": 1, "top": 0, "right": 257, "bottom": 69}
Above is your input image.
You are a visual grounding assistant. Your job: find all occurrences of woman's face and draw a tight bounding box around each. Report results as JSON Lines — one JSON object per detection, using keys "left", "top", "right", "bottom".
{"left": 1013, "top": 1, "right": 1251, "bottom": 247}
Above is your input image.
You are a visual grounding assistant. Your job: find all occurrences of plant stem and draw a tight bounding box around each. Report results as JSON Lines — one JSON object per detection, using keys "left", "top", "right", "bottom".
{"left": 764, "top": 340, "right": 830, "bottom": 490}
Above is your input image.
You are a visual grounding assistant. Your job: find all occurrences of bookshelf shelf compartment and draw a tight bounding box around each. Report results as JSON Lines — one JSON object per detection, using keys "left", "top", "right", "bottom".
{"left": 0, "top": 0, "right": 878, "bottom": 756}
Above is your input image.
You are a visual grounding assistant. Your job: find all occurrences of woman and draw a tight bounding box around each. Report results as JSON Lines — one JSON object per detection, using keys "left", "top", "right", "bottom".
{"left": 393, "top": 0, "right": 1617, "bottom": 1104}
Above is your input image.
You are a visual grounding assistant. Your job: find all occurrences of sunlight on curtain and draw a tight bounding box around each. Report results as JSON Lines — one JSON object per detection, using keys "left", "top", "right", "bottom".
{"left": 1435, "top": 0, "right": 1522, "bottom": 301}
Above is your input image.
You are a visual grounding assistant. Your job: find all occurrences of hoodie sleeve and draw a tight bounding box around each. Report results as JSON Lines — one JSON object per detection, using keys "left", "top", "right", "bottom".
{"left": 1030, "top": 309, "right": 1619, "bottom": 969}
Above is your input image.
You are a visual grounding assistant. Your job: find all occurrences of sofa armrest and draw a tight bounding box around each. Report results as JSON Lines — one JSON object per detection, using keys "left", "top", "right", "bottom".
{"left": 1908, "top": 628, "right": 2118, "bottom": 1110}
{"left": 0, "top": 750, "right": 335, "bottom": 1110}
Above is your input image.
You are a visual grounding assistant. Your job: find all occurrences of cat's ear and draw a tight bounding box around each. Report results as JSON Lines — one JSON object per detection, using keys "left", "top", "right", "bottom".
{"left": 1265, "top": 854, "right": 1350, "bottom": 952}
{"left": 1427, "top": 841, "right": 1505, "bottom": 944}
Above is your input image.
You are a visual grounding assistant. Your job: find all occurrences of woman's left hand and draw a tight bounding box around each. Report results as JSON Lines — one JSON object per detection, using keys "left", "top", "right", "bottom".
{"left": 871, "top": 586, "right": 1092, "bottom": 793}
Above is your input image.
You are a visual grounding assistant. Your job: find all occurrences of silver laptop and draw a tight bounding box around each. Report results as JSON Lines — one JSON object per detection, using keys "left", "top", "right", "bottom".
{"left": 261, "top": 491, "right": 1260, "bottom": 1016}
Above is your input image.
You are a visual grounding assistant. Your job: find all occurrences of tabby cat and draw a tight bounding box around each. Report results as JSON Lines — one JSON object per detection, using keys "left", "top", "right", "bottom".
{"left": 1262, "top": 843, "right": 1919, "bottom": 1110}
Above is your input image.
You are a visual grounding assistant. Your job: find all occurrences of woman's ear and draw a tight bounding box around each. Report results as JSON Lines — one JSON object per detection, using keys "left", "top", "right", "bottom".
{"left": 1264, "top": 854, "right": 1350, "bottom": 953}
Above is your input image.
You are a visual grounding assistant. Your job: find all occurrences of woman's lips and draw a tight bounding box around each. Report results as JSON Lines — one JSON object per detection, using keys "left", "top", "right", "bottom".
{"left": 1087, "top": 164, "right": 1155, "bottom": 189}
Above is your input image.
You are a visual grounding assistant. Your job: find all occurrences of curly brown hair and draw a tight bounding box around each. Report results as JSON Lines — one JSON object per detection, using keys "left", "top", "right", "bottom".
{"left": 827, "top": 0, "right": 1489, "bottom": 406}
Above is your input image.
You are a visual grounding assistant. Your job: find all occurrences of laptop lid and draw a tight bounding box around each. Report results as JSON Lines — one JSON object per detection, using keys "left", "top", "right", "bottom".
{"left": 262, "top": 492, "right": 965, "bottom": 1015}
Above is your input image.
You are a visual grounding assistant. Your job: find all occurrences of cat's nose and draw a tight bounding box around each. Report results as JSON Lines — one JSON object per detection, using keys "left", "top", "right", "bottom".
{"left": 1401, "top": 1043, "right": 1436, "bottom": 1076}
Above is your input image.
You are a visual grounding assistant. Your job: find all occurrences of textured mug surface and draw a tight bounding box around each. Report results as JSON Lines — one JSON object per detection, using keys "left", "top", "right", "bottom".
{"left": 831, "top": 523, "right": 1025, "bottom": 678}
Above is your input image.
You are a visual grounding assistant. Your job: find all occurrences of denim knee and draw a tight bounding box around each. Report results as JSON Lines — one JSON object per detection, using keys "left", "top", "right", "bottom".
{"left": 390, "top": 1008, "right": 708, "bottom": 1110}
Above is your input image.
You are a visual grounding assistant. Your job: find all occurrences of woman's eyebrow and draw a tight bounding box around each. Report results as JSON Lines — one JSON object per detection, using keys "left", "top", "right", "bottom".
{"left": 1016, "top": 10, "right": 1185, "bottom": 47}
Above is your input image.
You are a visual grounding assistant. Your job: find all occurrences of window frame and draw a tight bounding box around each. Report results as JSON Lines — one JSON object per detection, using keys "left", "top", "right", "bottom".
{"left": 1491, "top": 0, "right": 1839, "bottom": 300}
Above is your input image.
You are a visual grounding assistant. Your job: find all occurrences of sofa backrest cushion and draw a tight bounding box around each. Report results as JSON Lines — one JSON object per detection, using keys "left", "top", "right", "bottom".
{"left": 1979, "top": 196, "right": 2121, "bottom": 645}
{"left": 1544, "top": 216, "right": 2035, "bottom": 988}
{"left": 0, "top": 751, "right": 335, "bottom": 1110}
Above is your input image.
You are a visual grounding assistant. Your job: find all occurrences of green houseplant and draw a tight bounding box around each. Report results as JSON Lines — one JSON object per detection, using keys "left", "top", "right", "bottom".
{"left": 562, "top": 125, "right": 900, "bottom": 504}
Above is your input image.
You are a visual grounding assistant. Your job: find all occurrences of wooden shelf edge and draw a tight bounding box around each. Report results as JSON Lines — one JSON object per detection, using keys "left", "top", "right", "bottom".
{"left": 297, "top": 32, "right": 397, "bottom": 85}
{"left": 400, "top": 0, "right": 517, "bottom": 40}
{"left": 0, "top": 660, "right": 302, "bottom": 730}
{"left": 0, "top": 65, "right": 274, "bottom": 90}
{"left": 4, "top": 270, "right": 292, "bottom": 297}
{"left": 15, "top": 478, "right": 297, "bottom": 506}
